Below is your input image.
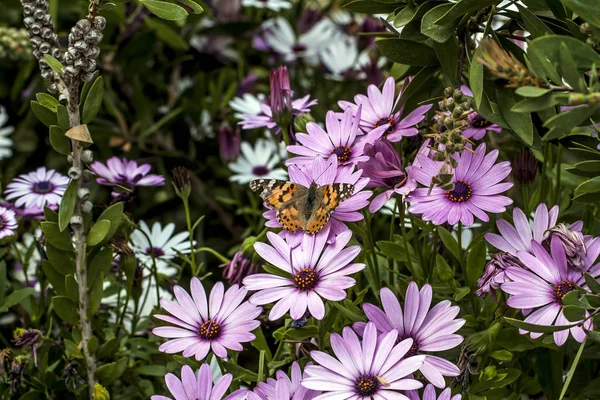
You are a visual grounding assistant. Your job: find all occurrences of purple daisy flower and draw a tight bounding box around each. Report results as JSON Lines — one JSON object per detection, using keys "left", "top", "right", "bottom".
{"left": 0, "top": 207, "right": 18, "bottom": 239}
{"left": 501, "top": 236, "right": 600, "bottom": 346}
{"left": 406, "top": 143, "right": 513, "bottom": 226}
{"left": 151, "top": 364, "right": 233, "bottom": 400}
{"left": 153, "top": 277, "right": 262, "bottom": 361}
{"left": 4, "top": 167, "right": 69, "bottom": 209}
{"left": 407, "top": 384, "right": 462, "bottom": 400}
{"left": 338, "top": 76, "right": 432, "bottom": 142}
{"left": 353, "top": 284, "right": 465, "bottom": 388}
{"left": 359, "top": 140, "right": 430, "bottom": 213}
{"left": 91, "top": 156, "right": 165, "bottom": 196}
{"left": 244, "top": 227, "right": 364, "bottom": 320}
{"left": 484, "top": 204, "right": 559, "bottom": 256}
{"left": 302, "top": 322, "right": 426, "bottom": 398}
{"left": 460, "top": 86, "right": 501, "bottom": 140}
{"left": 262, "top": 155, "right": 371, "bottom": 245}
{"left": 239, "top": 96, "right": 317, "bottom": 132}
{"left": 286, "top": 107, "right": 387, "bottom": 167}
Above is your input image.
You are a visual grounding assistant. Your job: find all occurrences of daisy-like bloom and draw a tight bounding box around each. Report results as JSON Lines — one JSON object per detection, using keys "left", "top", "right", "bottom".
{"left": 302, "top": 322, "right": 426, "bottom": 399}
{"left": 261, "top": 17, "right": 341, "bottom": 64}
{"left": 151, "top": 364, "right": 233, "bottom": 400}
{"left": 129, "top": 221, "right": 193, "bottom": 274}
{"left": 353, "top": 284, "right": 465, "bottom": 388}
{"left": 286, "top": 107, "right": 386, "bottom": 167}
{"left": 262, "top": 155, "right": 371, "bottom": 244}
{"left": 239, "top": 96, "right": 317, "bottom": 132}
{"left": 358, "top": 139, "right": 421, "bottom": 213}
{"left": 229, "top": 138, "right": 288, "bottom": 184}
{"left": 0, "top": 105, "right": 14, "bottom": 160}
{"left": 91, "top": 157, "right": 165, "bottom": 196}
{"left": 407, "top": 384, "right": 462, "bottom": 400}
{"left": 484, "top": 204, "right": 560, "bottom": 256}
{"left": 501, "top": 236, "right": 600, "bottom": 346}
{"left": 406, "top": 143, "right": 513, "bottom": 226}
{"left": 242, "top": 0, "right": 292, "bottom": 11}
{"left": 230, "top": 93, "right": 265, "bottom": 120}
{"left": 4, "top": 167, "right": 69, "bottom": 209}
{"left": 0, "top": 207, "right": 18, "bottom": 239}
{"left": 338, "top": 76, "right": 432, "bottom": 142}
{"left": 153, "top": 277, "right": 262, "bottom": 360}
{"left": 244, "top": 226, "right": 364, "bottom": 320}
{"left": 319, "top": 36, "right": 368, "bottom": 81}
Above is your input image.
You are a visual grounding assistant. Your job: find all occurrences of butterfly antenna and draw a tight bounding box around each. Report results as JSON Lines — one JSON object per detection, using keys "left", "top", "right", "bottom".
{"left": 311, "top": 157, "right": 336, "bottom": 184}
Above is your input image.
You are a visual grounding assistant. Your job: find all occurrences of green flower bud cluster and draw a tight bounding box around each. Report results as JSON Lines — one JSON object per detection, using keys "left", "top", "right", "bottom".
{"left": 580, "top": 22, "right": 600, "bottom": 52}
{"left": 0, "top": 27, "right": 32, "bottom": 62}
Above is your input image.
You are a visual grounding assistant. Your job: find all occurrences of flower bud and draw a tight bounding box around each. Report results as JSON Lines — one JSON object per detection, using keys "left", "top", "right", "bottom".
{"left": 68, "top": 166, "right": 82, "bottom": 180}
{"left": 171, "top": 167, "right": 191, "bottom": 200}
{"left": 93, "top": 383, "right": 110, "bottom": 400}
{"left": 82, "top": 201, "right": 93, "bottom": 214}
{"left": 512, "top": 149, "right": 537, "bottom": 184}
{"left": 453, "top": 89, "right": 463, "bottom": 101}
{"left": 70, "top": 215, "right": 83, "bottom": 226}
{"left": 77, "top": 188, "right": 90, "bottom": 200}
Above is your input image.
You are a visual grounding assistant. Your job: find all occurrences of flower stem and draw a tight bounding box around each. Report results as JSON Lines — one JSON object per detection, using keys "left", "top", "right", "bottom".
{"left": 559, "top": 337, "right": 587, "bottom": 400}
{"left": 399, "top": 198, "right": 414, "bottom": 274}
{"left": 183, "top": 197, "right": 197, "bottom": 276}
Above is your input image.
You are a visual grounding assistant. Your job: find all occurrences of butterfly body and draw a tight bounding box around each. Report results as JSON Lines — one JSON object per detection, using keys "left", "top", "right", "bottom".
{"left": 250, "top": 179, "right": 355, "bottom": 235}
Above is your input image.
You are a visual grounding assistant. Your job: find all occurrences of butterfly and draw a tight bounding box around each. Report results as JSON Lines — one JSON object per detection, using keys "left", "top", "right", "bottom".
{"left": 250, "top": 179, "right": 355, "bottom": 235}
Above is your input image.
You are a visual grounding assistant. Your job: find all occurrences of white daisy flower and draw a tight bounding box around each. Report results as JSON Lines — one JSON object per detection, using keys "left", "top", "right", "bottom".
{"left": 242, "top": 0, "right": 292, "bottom": 11}
{"left": 129, "top": 221, "right": 193, "bottom": 275}
{"left": 263, "top": 17, "right": 341, "bottom": 64}
{"left": 0, "top": 106, "right": 14, "bottom": 160}
{"left": 230, "top": 93, "right": 265, "bottom": 120}
{"left": 229, "top": 138, "right": 288, "bottom": 184}
{"left": 320, "top": 35, "right": 370, "bottom": 80}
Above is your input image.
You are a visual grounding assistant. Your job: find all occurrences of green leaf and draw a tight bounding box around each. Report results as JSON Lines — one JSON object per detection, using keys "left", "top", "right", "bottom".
{"left": 469, "top": 47, "right": 484, "bottom": 108}
{"left": 454, "top": 287, "right": 470, "bottom": 301}
{"left": 251, "top": 327, "right": 273, "bottom": 362}
{"left": 560, "top": 0, "right": 600, "bottom": 28}
{"left": 82, "top": 76, "right": 104, "bottom": 124}
{"left": 512, "top": 93, "right": 567, "bottom": 112}
{"left": 421, "top": 4, "right": 455, "bottom": 43}
{"left": 505, "top": 317, "right": 577, "bottom": 332}
{"left": 46, "top": 243, "right": 76, "bottom": 275}
{"left": 52, "top": 296, "right": 79, "bottom": 325}
{"left": 44, "top": 206, "right": 59, "bottom": 223}
{"left": 583, "top": 294, "right": 600, "bottom": 308}
{"left": 589, "top": 331, "right": 600, "bottom": 343}
{"left": 42, "top": 260, "right": 67, "bottom": 296}
{"left": 436, "top": 254, "right": 453, "bottom": 281}
{"left": 331, "top": 300, "right": 366, "bottom": 322}
{"left": 543, "top": 106, "right": 598, "bottom": 140}
{"left": 41, "top": 221, "right": 73, "bottom": 251}
{"left": 559, "top": 42, "right": 583, "bottom": 90}
{"left": 89, "top": 248, "right": 114, "bottom": 288}
{"left": 491, "top": 350, "right": 513, "bottom": 361}
{"left": 497, "top": 89, "right": 534, "bottom": 145}
{"left": 435, "top": 0, "right": 497, "bottom": 25}
{"left": 65, "top": 274, "right": 79, "bottom": 302}
{"left": 36, "top": 93, "right": 60, "bottom": 111}
{"left": 561, "top": 290, "right": 581, "bottom": 306}
{"left": 343, "top": 0, "right": 399, "bottom": 13}
{"left": 438, "top": 226, "right": 461, "bottom": 261}
{"left": 563, "top": 305, "right": 586, "bottom": 322}
{"left": 87, "top": 219, "right": 111, "bottom": 246}
{"left": 585, "top": 273, "right": 600, "bottom": 294}
{"left": 393, "top": 5, "right": 418, "bottom": 28}
{"left": 49, "top": 125, "right": 71, "bottom": 155}
{"left": 80, "top": 71, "right": 100, "bottom": 107}
{"left": 58, "top": 180, "right": 77, "bottom": 231}
{"left": 466, "top": 241, "right": 486, "bottom": 289}
{"left": 559, "top": 337, "right": 587, "bottom": 399}
{"left": 30, "top": 100, "right": 57, "bottom": 127}
{"left": 43, "top": 54, "right": 64, "bottom": 73}
{"left": 176, "top": 0, "right": 203, "bottom": 13}
{"left": 140, "top": 0, "right": 188, "bottom": 20}
{"left": 433, "top": 36, "right": 459, "bottom": 86}
{"left": 96, "top": 202, "right": 124, "bottom": 243}
{"left": 377, "top": 241, "right": 406, "bottom": 261}
{"left": 97, "top": 357, "right": 128, "bottom": 385}
{"left": 376, "top": 38, "right": 439, "bottom": 66}
{"left": 515, "top": 87, "right": 551, "bottom": 98}
{"left": 88, "top": 273, "right": 104, "bottom": 318}
{"left": 0, "top": 261, "right": 5, "bottom": 304}
{"left": 56, "top": 105, "right": 70, "bottom": 130}
{"left": 137, "top": 365, "right": 169, "bottom": 376}
{"left": 145, "top": 18, "right": 189, "bottom": 50}
{"left": 528, "top": 35, "right": 600, "bottom": 69}
{"left": 0, "top": 288, "right": 35, "bottom": 312}
{"left": 222, "top": 361, "right": 258, "bottom": 382}
{"left": 517, "top": 5, "right": 553, "bottom": 37}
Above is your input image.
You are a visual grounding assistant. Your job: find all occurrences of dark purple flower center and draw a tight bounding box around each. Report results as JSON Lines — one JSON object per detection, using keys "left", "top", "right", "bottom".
{"left": 199, "top": 319, "right": 221, "bottom": 340}
{"left": 145, "top": 246, "right": 165, "bottom": 257}
{"left": 294, "top": 268, "right": 318, "bottom": 291}
{"left": 33, "top": 181, "right": 54, "bottom": 194}
{"left": 471, "top": 115, "right": 491, "bottom": 129}
{"left": 252, "top": 165, "right": 270, "bottom": 176}
{"left": 405, "top": 339, "right": 419, "bottom": 357}
{"left": 332, "top": 145, "right": 352, "bottom": 163}
{"left": 554, "top": 280, "right": 576, "bottom": 303}
{"left": 355, "top": 375, "right": 380, "bottom": 397}
{"left": 292, "top": 43, "right": 307, "bottom": 53}
{"left": 0, "top": 216, "right": 5, "bottom": 230}
{"left": 374, "top": 116, "right": 396, "bottom": 134}
{"left": 446, "top": 180, "right": 472, "bottom": 203}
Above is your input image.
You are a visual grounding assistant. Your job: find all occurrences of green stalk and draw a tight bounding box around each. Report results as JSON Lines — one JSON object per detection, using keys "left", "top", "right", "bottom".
{"left": 399, "top": 198, "right": 414, "bottom": 274}
{"left": 559, "top": 337, "right": 587, "bottom": 400}
{"left": 183, "top": 196, "right": 197, "bottom": 276}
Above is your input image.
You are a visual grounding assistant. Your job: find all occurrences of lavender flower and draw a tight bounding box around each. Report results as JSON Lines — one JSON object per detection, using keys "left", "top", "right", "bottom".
{"left": 407, "top": 384, "right": 462, "bottom": 400}
{"left": 219, "top": 125, "right": 241, "bottom": 161}
{"left": 220, "top": 250, "right": 261, "bottom": 286}
{"left": 286, "top": 107, "right": 386, "bottom": 167}
{"left": 302, "top": 322, "right": 426, "bottom": 398}
{"left": 501, "top": 236, "right": 600, "bottom": 346}
{"left": 476, "top": 252, "right": 524, "bottom": 298}
{"left": 4, "top": 167, "right": 69, "bottom": 209}
{"left": 244, "top": 227, "right": 364, "bottom": 320}
{"left": 338, "top": 77, "right": 432, "bottom": 142}
{"left": 406, "top": 143, "right": 513, "bottom": 226}
{"left": 0, "top": 207, "right": 18, "bottom": 239}
{"left": 153, "top": 278, "right": 262, "bottom": 360}
{"left": 460, "top": 86, "right": 501, "bottom": 140}
{"left": 239, "top": 96, "right": 317, "bottom": 133}
{"left": 353, "top": 284, "right": 465, "bottom": 388}
{"left": 91, "top": 157, "right": 165, "bottom": 196}
{"left": 151, "top": 364, "right": 233, "bottom": 400}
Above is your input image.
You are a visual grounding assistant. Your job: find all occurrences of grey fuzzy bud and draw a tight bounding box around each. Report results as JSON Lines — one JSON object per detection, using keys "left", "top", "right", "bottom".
{"left": 64, "top": 53, "right": 73, "bottom": 64}
{"left": 67, "top": 46, "right": 78, "bottom": 57}
{"left": 67, "top": 154, "right": 74, "bottom": 163}
{"left": 74, "top": 57, "right": 85, "bottom": 69}
{"left": 85, "top": 46, "right": 100, "bottom": 59}
{"left": 85, "top": 30, "right": 102, "bottom": 45}
{"left": 82, "top": 150, "right": 93, "bottom": 163}
{"left": 70, "top": 215, "right": 83, "bottom": 226}
{"left": 64, "top": 65, "right": 78, "bottom": 76}
{"left": 34, "top": 9, "right": 46, "bottom": 20}
{"left": 82, "top": 201, "right": 93, "bottom": 214}
{"left": 41, "top": 69, "right": 53, "bottom": 80}
{"left": 23, "top": 16, "right": 35, "bottom": 28}
{"left": 41, "top": 27, "right": 53, "bottom": 39}
{"left": 39, "top": 41, "right": 51, "bottom": 54}
{"left": 93, "top": 16, "right": 106, "bottom": 31}
{"left": 30, "top": 23, "right": 42, "bottom": 35}
{"left": 23, "top": 5, "right": 33, "bottom": 15}
{"left": 68, "top": 166, "right": 82, "bottom": 180}
{"left": 48, "top": 83, "right": 58, "bottom": 93}
{"left": 77, "top": 188, "right": 90, "bottom": 200}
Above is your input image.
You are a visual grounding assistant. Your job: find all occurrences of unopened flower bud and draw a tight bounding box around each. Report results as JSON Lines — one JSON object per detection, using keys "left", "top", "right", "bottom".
{"left": 82, "top": 201, "right": 93, "bottom": 214}
{"left": 77, "top": 188, "right": 90, "bottom": 200}
{"left": 82, "top": 150, "right": 93, "bottom": 163}
{"left": 452, "top": 106, "right": 464, "bottom": 118}
{"left": 444, "top": 87, "right": 453, "bottom": 97}
{"left": 293, "top": 113, "right": 315, "bottom": 134}
{"left": 171, "top": 167, "right": 191, "bottom": 200}
{"left": 453, "top": 89, "right": 463, "bottom": 101}
{"left": 512, "top": 149, "right": 537, "bottom": 184}
{"left": 93, "top": 383, "right": 110, "bottom": 400}
{"left": 76, "top": 19, "right": 91, "bottom": 32}
{"left": 68, "top": 166, "right": 82, "bottom": 180}
{"left": 70, "top": 215, "right": 83, "bottom": 226}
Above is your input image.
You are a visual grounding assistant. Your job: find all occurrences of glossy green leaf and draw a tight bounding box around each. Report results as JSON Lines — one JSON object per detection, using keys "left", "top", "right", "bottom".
{"left": 491, "top": 350, "right": 513, "bottom": 361}
{"left": 0, "top": 288, "right": 35, "bottom": 312}
{"left": 44, "top": 206, "right": 59, "bottom": 223}
{"left": 176, "top": 0, "right": 203, "bottom": 13}
{"left": 145, "top": 18, "right": 189, "bottom": 50}
{"left": 435, "top": 0, "right": 497, "bottom": 25}
{"left": 96, "top": 357, "right": 128, "bottom": 385}
{"left": 469, "top": 47, "right": 484, "bottom": 108}
{"left": 82, "top": 76, "right": 104, "bottom": 124}
{"left": 378, "top": 241, "right": 406, "bottom": 261}
{"left": 376, "top": 38, "right": 438, "bottom": 66}
{"left": 466, "top": 241, "right": 486, "bottom": 289}
{"left": 96, "top": 202, "right": 124, "bottom": 243}
{"left": 585, "top": 273, "right": 600, "bottom": 294}
{"left": 41, "top": 221, "right": 73, "bottom": 251}
{"left": 505, "top": 317, "right": 577, "bottom": 332}
{"left": 88, "top": 248, "right": 114, "bottom": 288}
{"left": 515, "top": 87, "right": 550, "bottom": 97}
{"left": 30, "top": 100, "right": 57, "bottom": 127}
{"left": 42, "top": 260, "right": 67, "bottom": 295}
{"left": 497, "top": 89, "right": 534, "bottom": 145}
{"left": 529, "top": 35, "right": 600, "bottom": 69}
{"left": 88, "top": 273, "right": 103, "bottom": 318}
{"left": 454, "top": 287, "right": 470, "bottom": 301}
{"left": 543, "top": 106, "right": 598, "bottom": 140}
{"left": 36, "top": 93, "right": 60, "bottom": 111}
{"left": 58, "top": 180, "right": 77, "bottom": 232}
{"left": 438, "top": 226, "right": 461, "bottom": 261}
{"left": 49, "top": 125, "right": 71, "bottom": 155}
{"left": 140, "top": 0, "right": 188, "bottom": 20}
{"left": 436, "top": 254, "right": 453, "bottom": 281}
{"left": 512, "top": 93, "right": 567, "bottom": 112}
{"left": 43, "top": 54, "right": 63, "bottom": 73}
{"left": 87, "top": 219, "right": 111, "bottom": 247}
{"left": 52, "top": 296, "right": 79, "bottom": 325}
{"left": 560, "top": 0, "right": 600, "bottom": 28}
{"left": 56, "top": 105, "right": 70, "bottom": 130}
{"left": 517, "top": 5, "right": 553, "bottom": 37}
{"left": 65, "top": 274, "right": 79, "bottom": 303}
{"left": 421, "top": 4, "right": 455, "bottom": 43}
{"left": 434, "top": 36, "right": 459, "bottom": 86}
{"left": 46, "top": 243, "right": 76, "bottom": 275}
